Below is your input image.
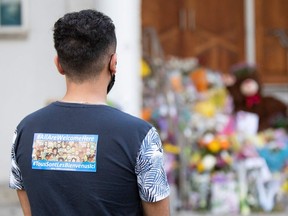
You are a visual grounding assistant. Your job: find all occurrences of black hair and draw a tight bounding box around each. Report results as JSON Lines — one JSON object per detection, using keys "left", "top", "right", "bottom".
{"left": 53, "top": 9, "right": 117, "bottom": 82}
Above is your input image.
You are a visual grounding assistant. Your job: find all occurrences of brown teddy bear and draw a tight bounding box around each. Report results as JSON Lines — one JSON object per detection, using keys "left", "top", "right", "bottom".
{"left": 223, "top": 64, "right": 287, "bottom": 132}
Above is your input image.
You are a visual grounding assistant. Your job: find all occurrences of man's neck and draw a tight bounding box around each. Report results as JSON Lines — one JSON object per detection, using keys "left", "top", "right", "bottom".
{"left": 62, "top": 80, "right": 107, "bottom": 105}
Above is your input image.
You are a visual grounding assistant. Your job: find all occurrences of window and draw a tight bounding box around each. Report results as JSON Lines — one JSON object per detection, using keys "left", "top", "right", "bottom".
{"left": 0, "top": 0, "right": 27, "bottom": 35}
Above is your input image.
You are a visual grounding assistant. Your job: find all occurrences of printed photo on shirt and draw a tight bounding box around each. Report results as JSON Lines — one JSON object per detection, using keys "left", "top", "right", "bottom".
{"left": 31, "top": 133, "right": 98, "bottom": 172}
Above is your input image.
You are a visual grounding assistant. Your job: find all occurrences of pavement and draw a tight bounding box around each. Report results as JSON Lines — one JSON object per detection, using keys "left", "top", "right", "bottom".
{"left": 0, "top": 183, "right": 287, "bottom": 216}
{"left": 0, "top": 184, "right": 22, "bottom": 216}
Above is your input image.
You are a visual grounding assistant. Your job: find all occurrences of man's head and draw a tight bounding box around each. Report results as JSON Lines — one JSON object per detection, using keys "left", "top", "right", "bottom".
{"left": 53, "top": 9, "right": 117, "bottom": 83}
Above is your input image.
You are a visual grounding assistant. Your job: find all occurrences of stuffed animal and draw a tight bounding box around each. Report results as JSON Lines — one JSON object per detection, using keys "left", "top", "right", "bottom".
{"left": 223, "top": 64, "right": 287, "bottom": 132}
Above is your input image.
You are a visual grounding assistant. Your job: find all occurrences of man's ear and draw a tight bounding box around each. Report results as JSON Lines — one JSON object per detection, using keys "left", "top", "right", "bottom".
{"left": 54, "top": 56, "right": 65, "bottom": 75}
{"left": 109, "top": 53, "right": 117, "bottom": 74}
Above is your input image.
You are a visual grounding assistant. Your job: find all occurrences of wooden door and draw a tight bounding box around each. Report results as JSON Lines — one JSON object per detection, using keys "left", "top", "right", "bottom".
{"left": 141, "top": 0, "right": 181, "bottom": 58}
{"left": 180, "top": 0, "right": 245, "bottom": 73}
{"left": 255, "top": 0, "right": 288, "bottom": 83}
{"left": 141, "top": 0, "right": 245, "bottom": 74}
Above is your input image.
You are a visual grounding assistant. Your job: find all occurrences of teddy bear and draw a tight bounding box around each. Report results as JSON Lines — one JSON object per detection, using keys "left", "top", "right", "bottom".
{"left": 222, "top": 63, "right": 287, "bottom": 132}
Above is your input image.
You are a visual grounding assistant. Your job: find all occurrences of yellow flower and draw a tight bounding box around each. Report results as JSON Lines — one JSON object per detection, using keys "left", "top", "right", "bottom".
{"left": 197, "top": 162, "right": 205, "bottom": 173}
{"left": 207, "top": 140, "right": 221, "bottom": 153}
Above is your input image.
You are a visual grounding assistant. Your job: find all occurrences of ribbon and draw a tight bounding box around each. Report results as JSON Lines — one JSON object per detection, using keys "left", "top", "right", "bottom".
{"left": 245, "top": 93, "right": 261, "bottom": 108}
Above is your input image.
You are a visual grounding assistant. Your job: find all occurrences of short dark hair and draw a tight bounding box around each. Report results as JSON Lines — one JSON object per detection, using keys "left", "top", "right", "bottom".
{"left": 53, "top": 9, "right": 117, "bottom": 82}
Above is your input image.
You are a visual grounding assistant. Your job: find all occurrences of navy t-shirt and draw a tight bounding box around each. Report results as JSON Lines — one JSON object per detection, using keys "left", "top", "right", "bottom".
{"left": 9, "top": 101, "right": 170, "bottom": 216}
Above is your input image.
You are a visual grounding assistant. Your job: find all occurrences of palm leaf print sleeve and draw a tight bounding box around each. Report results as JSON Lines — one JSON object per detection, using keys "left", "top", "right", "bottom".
{"left": 135, "top": 127, "right": 170, "bottom": 202}
{"left": 9, "top": 130, "right": 24, "bottom": 190}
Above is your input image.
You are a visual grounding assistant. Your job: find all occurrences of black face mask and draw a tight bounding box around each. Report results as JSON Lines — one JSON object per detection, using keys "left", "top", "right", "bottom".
{"left": 107, "top": 74, "right": 115, "bottom": 94}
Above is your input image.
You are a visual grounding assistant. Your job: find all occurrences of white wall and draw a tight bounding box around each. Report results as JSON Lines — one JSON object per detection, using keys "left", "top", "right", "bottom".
{"left": 94, "top": 0, "right": 142, "bottom": 116}
{"left": 0, "top": 0, "right": 141, "bottom": 183}
{"left": 0, "top": 0, "right": 66, "bottom": 184}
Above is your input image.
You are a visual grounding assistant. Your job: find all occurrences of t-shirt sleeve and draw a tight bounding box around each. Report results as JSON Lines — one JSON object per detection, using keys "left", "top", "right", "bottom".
{"left": 135, "top": 127, "right": 170, "bottom": 202}
{"left": 9, "top": 130, "right": 24, "bottom": 190}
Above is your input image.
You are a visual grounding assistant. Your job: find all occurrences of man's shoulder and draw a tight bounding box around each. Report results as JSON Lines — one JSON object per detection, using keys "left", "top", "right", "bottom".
{"left": 18, "top": 103, "right": 54, "bottom": 127}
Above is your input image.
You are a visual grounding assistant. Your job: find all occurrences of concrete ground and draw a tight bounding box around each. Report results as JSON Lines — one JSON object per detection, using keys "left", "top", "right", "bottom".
{"left": 1, "top": 184, "right": 287, "bottom": 216}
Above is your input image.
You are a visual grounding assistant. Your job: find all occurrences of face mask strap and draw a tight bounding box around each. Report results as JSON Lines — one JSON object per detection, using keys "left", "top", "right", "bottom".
{"left": 107, "top": 74, "right": 115, "bottom": 94}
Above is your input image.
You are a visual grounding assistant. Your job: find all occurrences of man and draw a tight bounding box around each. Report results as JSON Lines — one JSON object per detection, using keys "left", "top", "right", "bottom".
{"left": 9, "top": 9, "right": 170, "bottom": 216}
